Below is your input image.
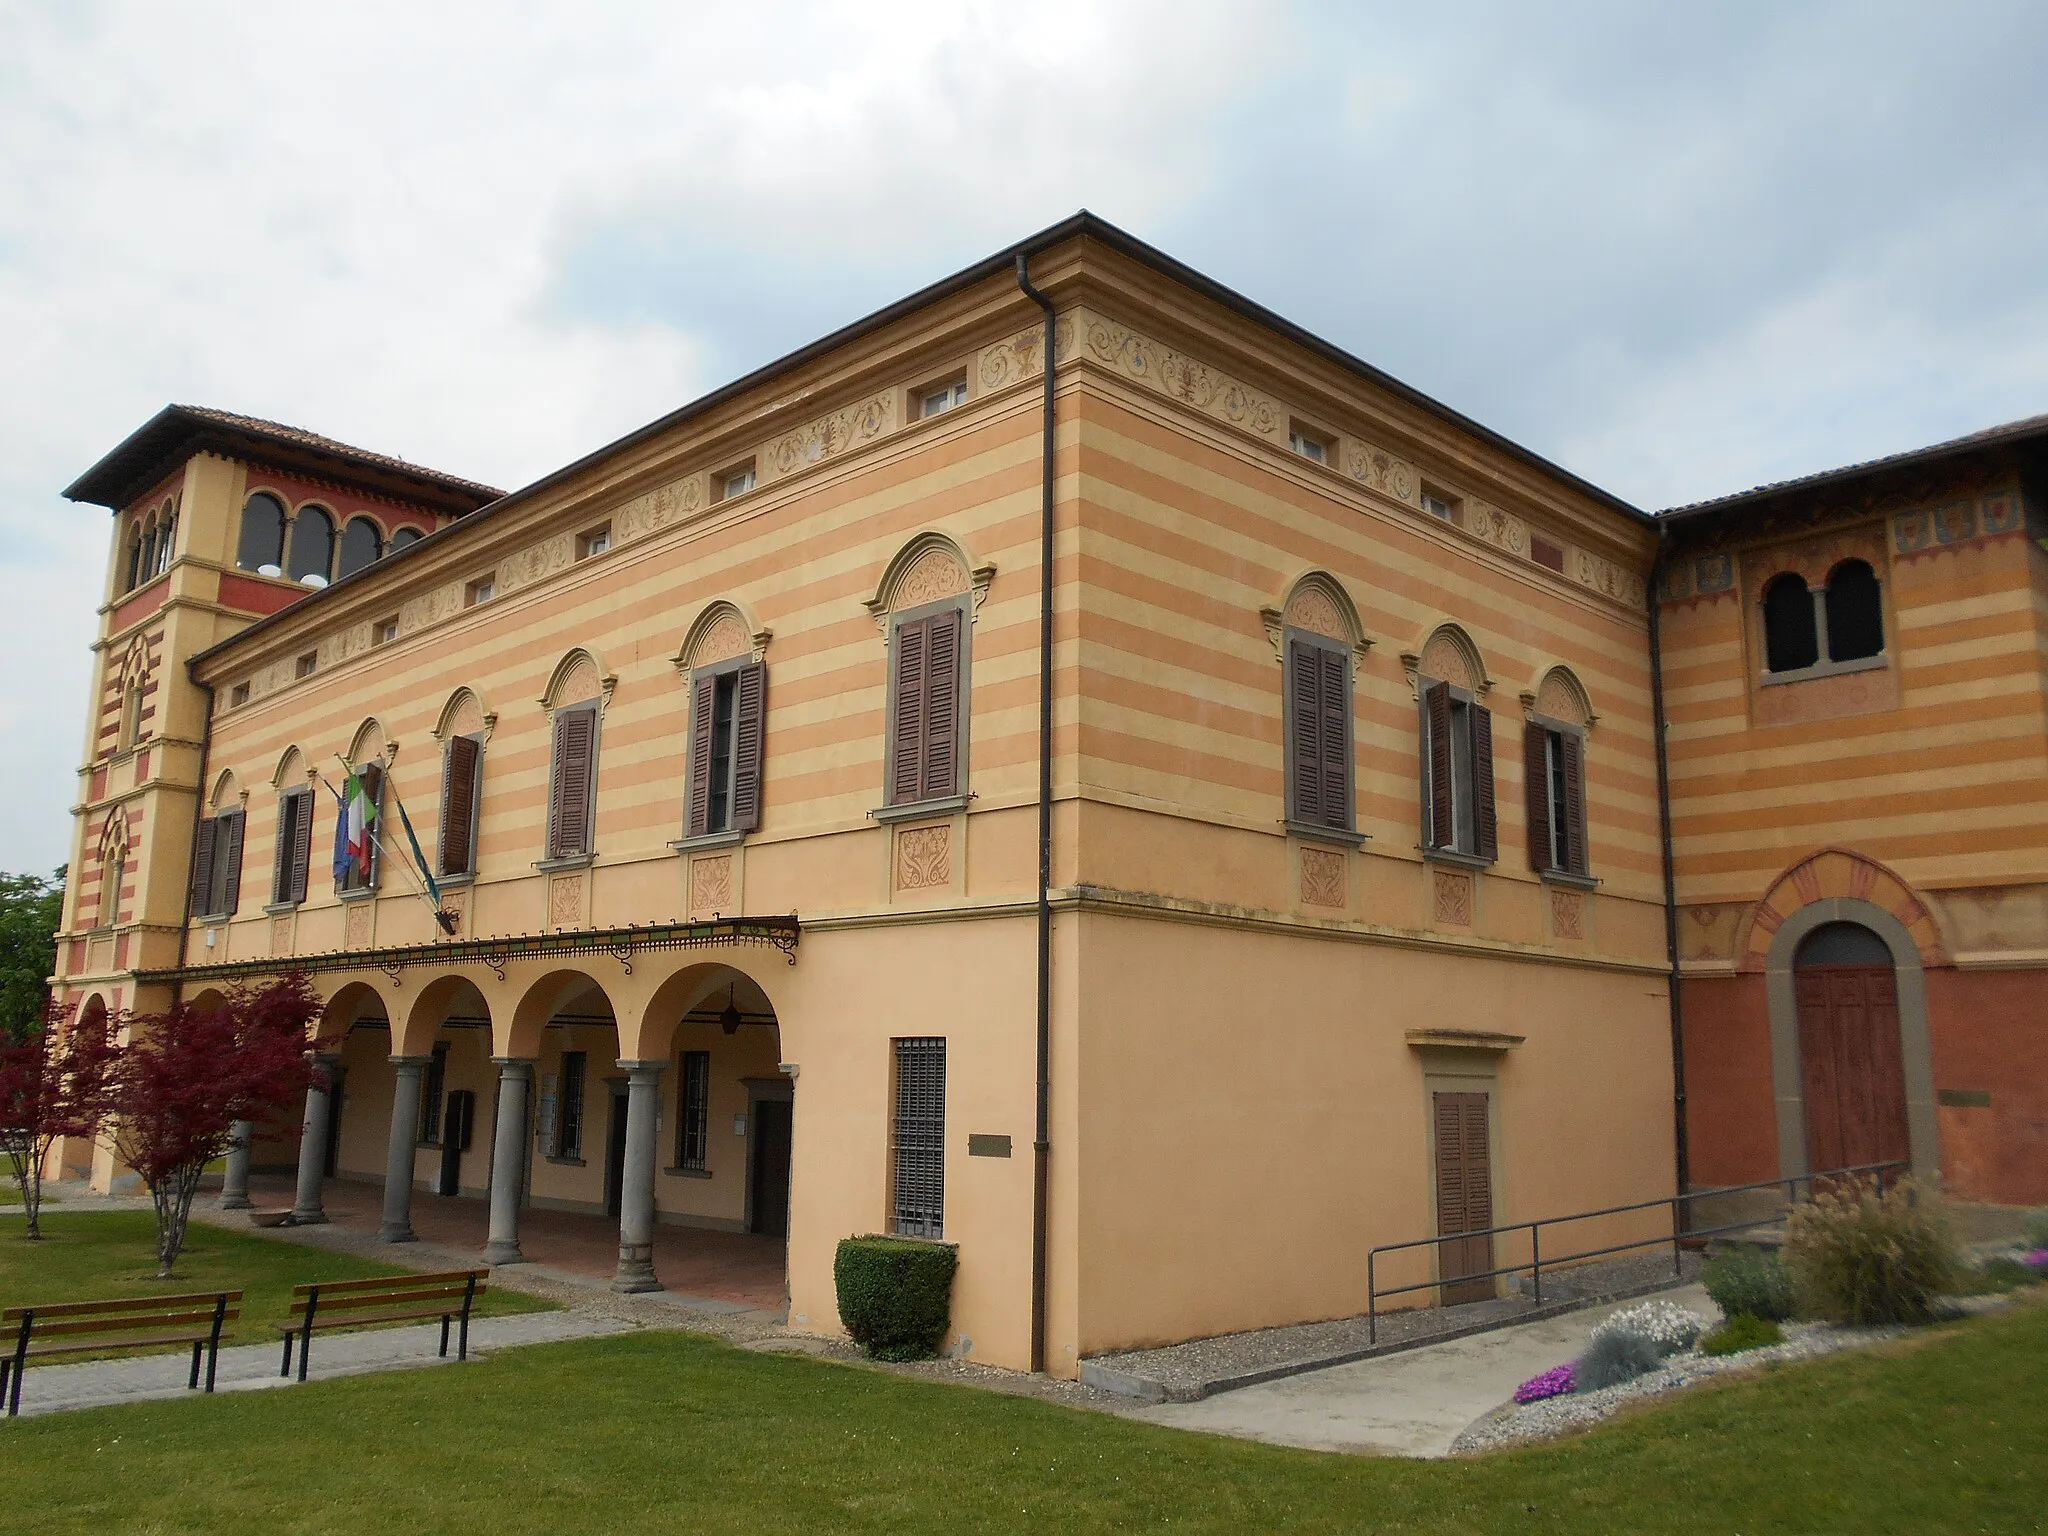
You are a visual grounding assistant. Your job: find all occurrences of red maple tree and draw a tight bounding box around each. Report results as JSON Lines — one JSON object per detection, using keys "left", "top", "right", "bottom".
{"left": 104, "top": 974, "right": 325, "bottom": 1277}
{"left": 0, "top": 999, "right": 114, "bottom": 1240}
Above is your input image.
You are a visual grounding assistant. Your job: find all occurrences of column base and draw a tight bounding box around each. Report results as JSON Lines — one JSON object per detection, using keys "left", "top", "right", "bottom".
{"left": 612, "top": 1244, "right": 663, "bottom": 1293}
{"left": 291, "top": 1210, "right": 329, "bottom": 1226}
{"left": 482, "top": 1240, "right": 527, "bottom": 1266}
{"left": 377, "top": 1224, "right": 418, "bottom": 1243}
{"left": 220, "top": 1194, "right": 252, "bottom": 1211}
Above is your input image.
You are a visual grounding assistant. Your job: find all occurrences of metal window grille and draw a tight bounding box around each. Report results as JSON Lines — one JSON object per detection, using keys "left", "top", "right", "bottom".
{"left": 679, "top": 1050, "right": 710, "bottom": 1171}
{"left": 890, "top": 1037, "right": 947, "bottom": 1239}
{"left": 419, "top": 1044, "right": 449, "bottom": 1144}
{"left": 558, "top": 1052, "right": 586, "bottom": 1159}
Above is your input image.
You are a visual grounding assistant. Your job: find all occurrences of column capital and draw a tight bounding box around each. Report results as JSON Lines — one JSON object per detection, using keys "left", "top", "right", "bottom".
{"left": 388, "top": 1054, "right": 433, "bottom": 1070}
{"left": 491, "top": 1056, "right": 537, "bottom": 1071}
{"left": 617, "top": 1059, "right": 669, "bottom": 1079}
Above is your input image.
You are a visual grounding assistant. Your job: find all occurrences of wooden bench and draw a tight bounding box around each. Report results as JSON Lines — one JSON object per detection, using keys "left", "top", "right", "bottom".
{"left": 279, "top": 1269, "right": 486, "bottom": 1382}
{"left": 2, "top": 1291, "right": 241, "bottom": 1417}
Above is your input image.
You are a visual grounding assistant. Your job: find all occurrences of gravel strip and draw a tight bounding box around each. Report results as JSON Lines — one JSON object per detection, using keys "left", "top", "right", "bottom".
{"left": 1450, "top": 1293, "right": 2019, "bottom": 1455}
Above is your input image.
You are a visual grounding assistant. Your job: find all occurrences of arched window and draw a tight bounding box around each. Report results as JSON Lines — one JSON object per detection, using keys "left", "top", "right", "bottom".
{"left": 336, "top": 516, "right": 383, "bottom": 579}
{"left": 137, "top": 518, "right": 158, "bottom": 587}
{"left": 1824, "top": 559, "right": 1884, "bottom": 662}
{"left": 389, "top": 526, "right": 423, "bottom": 552}
{"left": 153, "top": 509, "right": 177, "bottom": 576}
{"left": 1762, "top": 573, "right": 1819, "bottom": 673}
{"left": 123, "top": 524, "right": 144, "bottom": 592}
{"left": 286, "top": 505, "right": 335, "bottom": 585}
{"left": 237, "top": 494, "right": 287, "bottom": 573}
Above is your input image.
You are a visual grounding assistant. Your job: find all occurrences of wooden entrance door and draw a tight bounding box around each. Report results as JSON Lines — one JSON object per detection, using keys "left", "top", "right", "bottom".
{"left": 602, "top": 1091, "right": 629, "bottom": 1219}
{"left": 750, "top": 1099, "right": 793, "bottom": 1239}
{"left": 1796, "top": 965, "right": 1909, "bottom": 1173}
{"left": 1433, "top": 1091, "right": 1494, "bottom": 1305}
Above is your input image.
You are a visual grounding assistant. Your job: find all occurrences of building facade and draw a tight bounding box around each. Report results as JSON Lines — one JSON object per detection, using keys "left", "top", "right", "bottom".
{"left": 55, "top": 213, "right": 1935, "bottom": 1379}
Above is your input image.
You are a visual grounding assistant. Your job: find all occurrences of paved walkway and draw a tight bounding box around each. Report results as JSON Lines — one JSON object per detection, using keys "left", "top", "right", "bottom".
{"left": 3, "top": 1309, "right": 633, "bottom": 1420}
{"left": 1130, "top": 1283, "right": 1718, "bottom": 1458}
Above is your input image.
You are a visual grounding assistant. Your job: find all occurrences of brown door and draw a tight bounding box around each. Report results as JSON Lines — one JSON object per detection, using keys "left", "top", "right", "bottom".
{"left": 1796, "top": 965, "right": 1910, "bottom": 1173}
{"left": 1433, "top": 1091, "right": 1494, "bottom": 1305}
{"left": 750, "top": 1099, "right": 793, "bottom": 1239}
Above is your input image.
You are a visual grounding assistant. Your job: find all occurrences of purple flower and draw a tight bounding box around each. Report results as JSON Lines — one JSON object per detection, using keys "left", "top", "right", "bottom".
{"left": 1515, "top": 1363, "right": 1577, "bottom": 1403}
{"left": 2023, "top": 1248, "right": 2048, "bottom": 1271}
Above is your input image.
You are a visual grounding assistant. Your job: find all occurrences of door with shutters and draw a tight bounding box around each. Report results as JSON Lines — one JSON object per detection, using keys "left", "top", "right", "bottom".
{"left": 1796, "top": 965, "right": 1909, "bottom": 1173}
{"left": 1433, "top": 1091, "right": 1495, "bottom": 1305}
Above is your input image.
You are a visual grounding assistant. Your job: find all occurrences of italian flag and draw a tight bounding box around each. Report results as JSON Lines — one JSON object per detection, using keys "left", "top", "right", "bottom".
{"left": 341, "top": 768, "right": 377, "bottom": 883}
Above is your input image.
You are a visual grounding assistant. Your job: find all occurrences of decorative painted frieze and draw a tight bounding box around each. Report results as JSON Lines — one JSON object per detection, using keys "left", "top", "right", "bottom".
{"left": 616, "top": 475, "right": 703, "bottom": 542}
{"left": 767, "top": 391, "right": 895, "bottom": 477}
{"left": 1343, "top": 440, "right": 1419, "bottom": 505}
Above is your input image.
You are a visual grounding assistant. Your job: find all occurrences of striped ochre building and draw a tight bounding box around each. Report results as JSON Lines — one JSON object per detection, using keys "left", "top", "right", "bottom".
{"left": 51, "top": 213, "right": 2035, "bottom": 1379}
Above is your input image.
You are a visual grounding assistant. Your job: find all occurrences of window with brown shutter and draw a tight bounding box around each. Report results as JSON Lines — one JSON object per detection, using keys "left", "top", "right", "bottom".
{"left": 1285, "top": 634, "right": 1354, "bottom": 832}
{"left": 1523, "top": 719, "right": 1590, "bottom": 878}
{"left": 886, "top": 605, "right": 966, "bottom": 807}
{"left": 1421, "top": 679, "right": 1496, "bottom": 861}
{"left": 214, "top": 810, "right": 244, "bottom": 917}
{"left": 189, "top": 815, "right": 217, "bottom": 917}
{"left": 547, "top": 703, "right": 599, "bottom": 859}
{"left": 684, "top": 660, "right": 766, "bottom": 839}
{"left": 439, "top": 735, "right": 482, "bottom": 877}
{"left": 273, "top": 789, "right": 310, "bottom": 906}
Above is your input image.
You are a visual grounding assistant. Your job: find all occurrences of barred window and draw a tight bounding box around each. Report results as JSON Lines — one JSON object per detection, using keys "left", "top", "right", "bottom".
{"left": 890, "top": 1037, "right": 947, "bottom": 1240}
{"left": 418, "top": 1043, "right": 449, "bottom": 1145}
{"left": 558, "top": 1051, "right": 587, "bottom": 1159}
{"left": 678, "top": 1050, "right": 710, "bottom": 1172}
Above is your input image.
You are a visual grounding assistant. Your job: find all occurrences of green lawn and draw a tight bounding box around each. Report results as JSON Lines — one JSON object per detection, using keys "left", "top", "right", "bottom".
{"left": 0, "top": 1211, "right": 554, "bottom": 1349}
{"left": 0, "top": 1293, "right": 2040, "bottom": 1535}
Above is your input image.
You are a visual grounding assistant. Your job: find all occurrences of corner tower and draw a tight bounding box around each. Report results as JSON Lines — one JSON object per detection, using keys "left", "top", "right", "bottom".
{"left": 49, "top": 407, "right": 497, "bottom": 1184}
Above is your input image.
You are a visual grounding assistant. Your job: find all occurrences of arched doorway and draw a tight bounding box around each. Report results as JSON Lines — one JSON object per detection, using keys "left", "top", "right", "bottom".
{"left": 1794, "top": 922, "right": 1910, "bottom": 1172}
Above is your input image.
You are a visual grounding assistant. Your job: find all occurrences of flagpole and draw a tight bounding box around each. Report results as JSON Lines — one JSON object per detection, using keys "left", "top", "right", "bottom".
{"left": 331, "top": 758, "right": 453, "bottom": 932}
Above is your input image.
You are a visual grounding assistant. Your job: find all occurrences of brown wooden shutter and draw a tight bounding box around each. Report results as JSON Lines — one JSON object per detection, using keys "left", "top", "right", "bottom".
{"left": 1472, "top": 704, "right": 1497, "bottom": 861}
{"left": 1424, "top": 681, "right": 1453, "bottom": 848}
{"left": 189, "top": 815, "right": 217, "bottom": 915}
{"left": 356, "top": 764, "right": 384, "bottom": 889}
{"left": 289, "top": 789, "right": 314, "bottom": 904}
{"left": 730, "top": 661, "right": 766, "bottom": 831}
{"left": 1524, "top": 722, "right": 1553, "bottom": 873}
{"left": 1560, "top": 730, "right": 1589, "bottom": 877}
{"left": 1317, "top": 646, "right": 1350, "bottom": 829}
{"left": 549, "top": 705, "right": 597, "bottom": 858}
{"left": 1288, "top": 637, "right": 1322, "bottom": 825}
{"left": 440, "top": 736, "right": 480, "bottom": 876}
{"left": 218, "top": 811, "right": 244, "bottom": 917}
{"left": 686, "top": 674, "right": 717, "bottom": 838}
{"left": 890, "top": 617, "right": 928, "bottom": 805}
{"left": 920, "top": 608, "right": 962, "bottom": 800}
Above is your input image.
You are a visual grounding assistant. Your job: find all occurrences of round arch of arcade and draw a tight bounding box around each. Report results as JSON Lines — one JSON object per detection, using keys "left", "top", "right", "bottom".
{"left": 291, "top": 949, "right": 796, "bottom": 1288}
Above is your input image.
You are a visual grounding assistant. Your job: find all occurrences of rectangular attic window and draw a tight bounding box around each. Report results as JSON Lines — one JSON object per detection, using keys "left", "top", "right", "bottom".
{"left": 229, "top": 682, "right": 251, "bottom": 708}
{"left": 373, "top": 616, "right": 400, "bottom": 646}
{"left": 466, "top": 575, "right": 496, "bottom": 607}
{"left": 1422, "top": 488, "right": 1461, "bottom": 522}
{"left": 715, "top": 462, "right": 757, "bottom": 502}
{"left": 577, "top": 524, "right": 612, "bottom": 560}
{"left": 1289, "top": 424, "right": 1332, "bottom": 464}
{"left": 295, "top": 653, "right": 317, "bottom": 679}
{"left": 920, "top": 377, "right": 968, "bottom": 418}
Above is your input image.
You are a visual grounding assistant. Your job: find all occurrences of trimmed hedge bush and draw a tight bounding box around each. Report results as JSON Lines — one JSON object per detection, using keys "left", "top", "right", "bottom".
{"left": 1702, "top": 1313, "right": 1783, "bottom": 1356}
{"left": 834, "top": 1235, "right": 958, "bottom": 1361}
{"left": 1782, "top": 1175, "right": 1959, "bottom": 1326}
{"left": 1702, "top": 1244, "right": 1797, "bottom": 1323}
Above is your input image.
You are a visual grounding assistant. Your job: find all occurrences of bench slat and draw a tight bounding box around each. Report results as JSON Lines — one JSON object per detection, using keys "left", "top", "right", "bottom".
{"left": 4, "top": 1291, "right": 243, "bottom": 1323}
{"left": 18, "top": 1331, "right": 219, "bottom": 1360}
{"left": 284, "top": 1305, "right": 472, "bottom": 1334}
{"left": 290, "top": 1284, "right": 486, "bottom": 1316}
{"left": 287, "top": 1270, "right": 484, "bottom": 1299}
{"left": 21, "top": 1310, "right": 240, "bottom": 1341}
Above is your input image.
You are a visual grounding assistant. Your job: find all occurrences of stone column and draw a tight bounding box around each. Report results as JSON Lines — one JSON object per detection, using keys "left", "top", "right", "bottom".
{"left": 484, "top": 1058, "right": 534, "bottom": 1266}
{"left": 291, "top": 1055, "right": 343, "bottom": 1225}
{"left": 378, "top": 1055, "right": 430, "bottom": 1242}
{"left": 219, "top": 1120, "right": 254, "bottom": 1209}
{"left": 611, "top": 1060, "right": 667, "bottom": 1293}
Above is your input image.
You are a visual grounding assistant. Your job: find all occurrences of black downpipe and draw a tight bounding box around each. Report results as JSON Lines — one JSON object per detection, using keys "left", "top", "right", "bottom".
{"left": 1016, "top": 253, "right": 1056, "bottom": 1374}
{"left": 167, "top": 679, "right": 218, "bottom": 1011}
{"left": 1648, "top": 527, "right": 1690, "bottom": 1209}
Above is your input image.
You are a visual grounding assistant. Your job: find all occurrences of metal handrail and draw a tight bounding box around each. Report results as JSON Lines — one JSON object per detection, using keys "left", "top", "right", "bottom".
{"left": 1365, "top": 1160, "right": 1907, "bottom": 1345}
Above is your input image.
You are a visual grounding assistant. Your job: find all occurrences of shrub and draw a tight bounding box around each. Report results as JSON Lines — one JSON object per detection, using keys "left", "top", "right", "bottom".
{"left": 1966, "top": 1257, "right": 2046, "bottom": 1295}
{"left": 1701, "top": 1313, "right": 1783, "bottom": 1355}
{"left": 1590, "top": 1300, "right": 1704, "bottom": 1356}
{"left": 1573, "top": 1328, "right": 1665, "bottom": 1391}
{"left": 2025, "top": 1213, "right": 2048, "bottom": 1249}
{"left": 1514, "top": 1363, "right": 1575, "bottom": 1402}
{"left": 1781, "top": 1175, "right": 1960, "bottom": 1326}
{"left": 1702, "top": 1244, "right": 1798, "bottom": 1323}
{"left": 833, "top": 1235, "right": 958, "bottom": 1361}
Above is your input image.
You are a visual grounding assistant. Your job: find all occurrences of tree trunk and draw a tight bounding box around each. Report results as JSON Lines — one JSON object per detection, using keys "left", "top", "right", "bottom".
{"left": 2, "top": 1135, "right": 42, "bottom": 1241}
{"left": 152, "top": 1162, "right": 206, "bottom": 1279}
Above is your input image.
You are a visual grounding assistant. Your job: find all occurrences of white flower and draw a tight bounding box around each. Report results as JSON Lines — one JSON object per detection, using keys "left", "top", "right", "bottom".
{"left": 1590, "top": 1300, "right": 1705, "bottom": 1354}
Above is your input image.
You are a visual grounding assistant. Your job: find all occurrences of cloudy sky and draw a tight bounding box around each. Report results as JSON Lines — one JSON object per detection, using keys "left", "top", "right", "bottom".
{"left": 3, "top": 0, "right": 2045, "bottom": 872}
